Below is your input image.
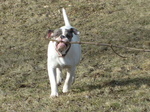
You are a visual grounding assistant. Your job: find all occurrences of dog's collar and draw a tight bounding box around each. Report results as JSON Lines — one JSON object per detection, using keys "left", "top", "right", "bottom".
{"left": 56, "top": 43, "right": 71, "bottom": 57}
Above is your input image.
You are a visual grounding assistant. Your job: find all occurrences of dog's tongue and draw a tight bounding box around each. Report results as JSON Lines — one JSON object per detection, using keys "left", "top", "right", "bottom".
{"left": 57, "top": 42, "right": 66, "bottom": 51}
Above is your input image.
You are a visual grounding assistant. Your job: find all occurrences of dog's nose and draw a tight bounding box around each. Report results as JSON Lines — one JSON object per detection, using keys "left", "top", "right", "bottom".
{"left": 60, "top": 35, "right": 66, "bottom": 39}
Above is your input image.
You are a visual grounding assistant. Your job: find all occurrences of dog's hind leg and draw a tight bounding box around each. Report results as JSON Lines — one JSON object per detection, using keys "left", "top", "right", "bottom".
{"left": 63, "top": 66, "right": 76, "bottom": 93}
{"left": 56, "top": 68, "right": 62, "bottom": 86}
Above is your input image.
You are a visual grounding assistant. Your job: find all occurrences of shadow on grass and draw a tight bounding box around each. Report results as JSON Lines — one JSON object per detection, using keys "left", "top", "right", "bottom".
{"left": 105, "top": 77, "right": 150, "bottom": 87}
{"left": 75, "top": 77, "right": 150, "bottom": 93}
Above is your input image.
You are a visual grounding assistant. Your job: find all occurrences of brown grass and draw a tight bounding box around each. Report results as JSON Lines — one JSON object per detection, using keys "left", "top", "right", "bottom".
{"left": 0, "top": 0, "right": 150, "bottom": 112}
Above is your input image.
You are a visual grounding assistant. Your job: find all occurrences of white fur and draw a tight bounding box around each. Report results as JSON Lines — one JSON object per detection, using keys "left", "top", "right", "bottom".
{"left": 47, "top": 8, "right": 81, "bottom": 97}
{"left": 62, "top": 8, "right": 71, "bottom": 26}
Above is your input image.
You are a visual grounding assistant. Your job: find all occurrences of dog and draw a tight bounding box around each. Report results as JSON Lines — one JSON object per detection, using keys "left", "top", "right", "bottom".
{"left": 46, "top": 8, "right": 81, "bottom": 97}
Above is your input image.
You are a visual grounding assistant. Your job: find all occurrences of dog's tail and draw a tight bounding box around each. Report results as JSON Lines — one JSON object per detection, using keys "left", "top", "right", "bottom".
{"left": 62, "top": 8, "right": 71, "bottom": 27}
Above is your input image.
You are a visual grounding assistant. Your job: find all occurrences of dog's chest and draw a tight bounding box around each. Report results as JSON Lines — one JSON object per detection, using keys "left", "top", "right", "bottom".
{"left": 57, "top": 58, "right": 73, "bottom": 68}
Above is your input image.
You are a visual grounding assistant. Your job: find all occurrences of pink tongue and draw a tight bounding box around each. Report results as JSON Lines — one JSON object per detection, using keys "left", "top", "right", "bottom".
{"left": 57, "top": 42, "right": 66, "bottom": 50}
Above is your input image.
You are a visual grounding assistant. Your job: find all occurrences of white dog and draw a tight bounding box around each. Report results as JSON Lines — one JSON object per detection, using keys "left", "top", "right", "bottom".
{"left": 47, "top": 8, "right": 81, "bottom": 97}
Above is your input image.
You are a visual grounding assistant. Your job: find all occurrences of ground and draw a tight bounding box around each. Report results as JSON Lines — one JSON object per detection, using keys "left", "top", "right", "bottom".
{"left": 0, "top": 0, "right": 150, "bottom": 112}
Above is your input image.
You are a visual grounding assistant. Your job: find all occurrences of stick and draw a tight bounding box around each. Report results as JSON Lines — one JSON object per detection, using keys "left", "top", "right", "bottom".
{"left": 70, "top": 41, "right": 150, "bottom": 52}
{"left": 49, "top": 39, "right": 150, "bottom": 52}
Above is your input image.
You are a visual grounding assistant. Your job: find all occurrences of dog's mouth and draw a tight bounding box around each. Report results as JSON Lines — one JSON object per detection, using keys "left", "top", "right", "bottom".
{"left": 56, "top": 41, "right": 71, "bottom": 57}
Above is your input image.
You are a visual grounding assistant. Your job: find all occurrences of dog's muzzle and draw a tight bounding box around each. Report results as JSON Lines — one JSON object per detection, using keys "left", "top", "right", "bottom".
{"left": 55, "top": 36, "right": 71, "bottom": 57}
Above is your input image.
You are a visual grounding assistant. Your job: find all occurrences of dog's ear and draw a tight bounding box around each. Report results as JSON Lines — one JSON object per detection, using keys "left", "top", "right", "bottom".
{"left": 46, "top": 30, "right": 54, "bottom": 38}
{"left": 70, "top": 28, "right": 80, "bottom": 35}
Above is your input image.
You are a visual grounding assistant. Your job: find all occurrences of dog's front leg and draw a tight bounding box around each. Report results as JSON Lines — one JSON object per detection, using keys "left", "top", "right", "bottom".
{"left": 56, "top": 68, "right": 62, "bottom": 86}
{"left": 63, "top": 67, "right": 76, "bottom": 93}
{"left": 48, "top": 67, "right": 58, "bottom": 97}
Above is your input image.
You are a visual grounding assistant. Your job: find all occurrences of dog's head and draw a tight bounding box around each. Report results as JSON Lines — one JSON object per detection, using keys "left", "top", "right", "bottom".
{"left": 46, "top": 27, "right": 79, "bottom": 56}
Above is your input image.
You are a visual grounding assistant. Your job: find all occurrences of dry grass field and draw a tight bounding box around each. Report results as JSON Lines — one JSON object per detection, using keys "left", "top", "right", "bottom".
{"left": 0, "top": 0, "right": 150, "bottom": 112}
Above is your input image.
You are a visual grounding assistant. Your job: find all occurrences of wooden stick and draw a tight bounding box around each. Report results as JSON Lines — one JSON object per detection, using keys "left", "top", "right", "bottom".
{"left": 49, "top": 39, "right": 150, "bottom": 52}
{"left": 70, "top": 41, "right": 150, "bottom": 52}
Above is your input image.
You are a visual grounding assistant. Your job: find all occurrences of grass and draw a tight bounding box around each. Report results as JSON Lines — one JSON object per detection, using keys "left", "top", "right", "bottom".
{"left": 0, "top": 0, "right": 150, "bottom": 112}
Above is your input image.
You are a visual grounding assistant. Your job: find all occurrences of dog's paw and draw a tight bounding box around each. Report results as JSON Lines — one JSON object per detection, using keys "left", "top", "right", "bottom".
{"left": 62, "top": 88, "right": 69, "bottom": 93}
{"left": 50, "top": 93, "right": 58, "bottom": 98}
